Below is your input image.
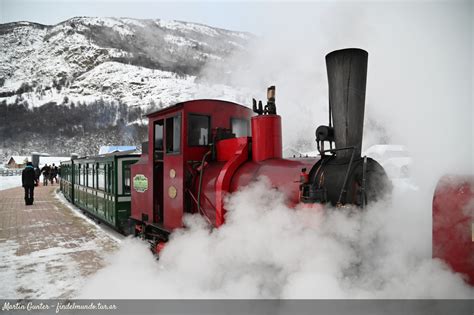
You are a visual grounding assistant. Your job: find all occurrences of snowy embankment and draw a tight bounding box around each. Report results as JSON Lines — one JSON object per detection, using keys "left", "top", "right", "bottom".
{"left": 0, "top": 176, "right": 21, "bottom": 191}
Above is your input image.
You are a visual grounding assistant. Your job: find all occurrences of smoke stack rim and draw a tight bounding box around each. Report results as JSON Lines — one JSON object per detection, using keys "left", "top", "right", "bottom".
{"left": 325, "top": 47, "right": 368, "bottom": 62}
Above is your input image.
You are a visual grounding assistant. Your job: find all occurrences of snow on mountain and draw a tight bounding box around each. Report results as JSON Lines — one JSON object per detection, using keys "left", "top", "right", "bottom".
{"left": 0, "top": 17, "right": 255, "bottom": 158}
{"left": 21, "top": 61, "right": 251, "bottom": 108}
{"left": 0, "top": 17, "right": 254, "bottom": 107}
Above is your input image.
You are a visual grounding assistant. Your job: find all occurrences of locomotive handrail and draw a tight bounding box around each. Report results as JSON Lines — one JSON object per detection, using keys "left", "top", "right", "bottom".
{"left": 197, "top": 150, "right": 211, "bottom": 214}
{"left": 201, "top": 191, "right": 217, "bottom": 213}
{"left": 185, "top": 188, "right": 213, "bottom": 226}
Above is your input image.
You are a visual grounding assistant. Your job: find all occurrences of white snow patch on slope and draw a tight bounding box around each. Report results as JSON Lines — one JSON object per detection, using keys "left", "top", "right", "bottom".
{"left": 164, "top": 34, "right": 195, "bottom": 47}
{"left": 156, "top": 20, "right": 219, "bottom": 37}
{"left": 80, "top": 17, "right": 133, "bottom": 36}
{"left": 121, "top": 18, "right": 146, "bottom": 28}
{"left": 66, "top": 61, "right": 252, "bottom": 108}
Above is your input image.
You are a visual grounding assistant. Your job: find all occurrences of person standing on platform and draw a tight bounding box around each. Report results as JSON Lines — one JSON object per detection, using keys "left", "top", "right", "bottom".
{"left": 41, "top": 164, "right": 50, "bottom": 186}
{"left": 51, "top": 164, "right": 58, "bottom": 184}
{"left": 22, "top": 162, "right": 37, "bottom": 205}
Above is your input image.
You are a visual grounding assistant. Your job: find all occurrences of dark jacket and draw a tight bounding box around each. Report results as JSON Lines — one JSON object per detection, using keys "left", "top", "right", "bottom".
{"left": 22, "top": 165, "right": 36, "bottom": 187}
{"left": 34, "top": 167, "right": 41, "bottom": 180}
{"left": 41, "top": 165, "right": 51, "bottom": 176}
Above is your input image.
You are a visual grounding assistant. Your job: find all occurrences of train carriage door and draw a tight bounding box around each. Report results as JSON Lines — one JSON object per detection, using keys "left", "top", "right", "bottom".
{"left": 163, "top": 114, "right": 183, "bottom": 229}
{"left": 154, "top": 120, "right": 164, "bottom": 224}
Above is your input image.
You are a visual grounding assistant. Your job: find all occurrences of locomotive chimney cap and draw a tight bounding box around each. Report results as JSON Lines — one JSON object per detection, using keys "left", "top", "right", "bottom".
{"left": 325, "top": 48, "right": 368, "bottom": 60}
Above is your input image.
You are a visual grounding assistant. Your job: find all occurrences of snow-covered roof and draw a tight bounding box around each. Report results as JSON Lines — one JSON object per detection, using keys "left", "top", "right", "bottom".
{"left": 39, "top": 156, "right": 69, "bottom": 167}
{"left": 98, "top": 146, "right": 138, "bottom": 155}
{"left": 7, "top": 156, "right": 30, "bottom": 164}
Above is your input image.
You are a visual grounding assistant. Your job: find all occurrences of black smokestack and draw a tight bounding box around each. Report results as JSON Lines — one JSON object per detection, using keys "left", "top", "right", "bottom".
{"left": 326, "top": 48, "right": 368, "bottom": 160}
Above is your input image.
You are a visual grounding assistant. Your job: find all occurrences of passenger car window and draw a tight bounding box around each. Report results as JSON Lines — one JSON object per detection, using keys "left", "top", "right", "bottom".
{"left": 98, "top": 164, "right": 105, "bottom": 190}
{"left": 123, "top": 164, "right": 131, "bottom": 195}
{"left": 188, "top": 114, "right": 210, "bottom": 146}
{"left": 88, "top": 163, "right": 94, "bottom": 188}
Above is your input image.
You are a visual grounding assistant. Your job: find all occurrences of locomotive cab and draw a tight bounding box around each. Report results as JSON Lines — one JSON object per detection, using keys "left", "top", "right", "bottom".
{"left": 130, "top": 100, "right": 252, "bottom": 241}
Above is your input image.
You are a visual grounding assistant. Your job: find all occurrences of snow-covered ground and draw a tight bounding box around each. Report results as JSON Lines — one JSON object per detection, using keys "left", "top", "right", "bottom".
{"left": 0, "top": 175, "right": 21, "bottom": 191}
{"left": 55, "top": 191, "right": 124, "bottom": 244}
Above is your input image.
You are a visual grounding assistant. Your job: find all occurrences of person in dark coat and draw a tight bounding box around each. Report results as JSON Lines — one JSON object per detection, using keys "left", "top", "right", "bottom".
{"left": 22, "top": 162, "right": 38, "bottom": 205}
{"left": 41, "top": 164, "right": 50, "bottom": 186}
{"left": 50, "top": 163, "right": 58, "bottom": 184}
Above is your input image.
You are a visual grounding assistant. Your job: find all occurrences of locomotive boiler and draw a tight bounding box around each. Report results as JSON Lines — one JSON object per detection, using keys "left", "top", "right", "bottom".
{"left": 129, "top": 48, "right": 391, "bottom": 250}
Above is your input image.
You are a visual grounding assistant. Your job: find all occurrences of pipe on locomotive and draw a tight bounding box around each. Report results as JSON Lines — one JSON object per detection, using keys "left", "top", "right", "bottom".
{"left": 251, "top": 86, "right": 282, "bottom": 162}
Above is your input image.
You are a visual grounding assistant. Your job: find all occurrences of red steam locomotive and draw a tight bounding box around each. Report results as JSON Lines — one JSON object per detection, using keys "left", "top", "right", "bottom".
{"left": 129, "top": 48, "right": 391, "bottom": 251}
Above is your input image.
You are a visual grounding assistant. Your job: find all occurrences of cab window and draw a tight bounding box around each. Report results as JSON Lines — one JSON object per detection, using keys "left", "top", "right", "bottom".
{"left": 154, "top": 120, "right": 164, "bottom": 160}
{"left": 166, "top": 115, "right": 181, "bottom": 154}
{"left": 188, "top": 114, "right": 210, "bottom": 146}
{"left": 231, "top": 118, "right": 250, "bottom": 137}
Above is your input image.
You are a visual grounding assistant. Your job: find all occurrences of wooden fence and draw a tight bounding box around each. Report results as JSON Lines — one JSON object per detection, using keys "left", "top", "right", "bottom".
{"left": 0, "top": 169, "right": 22, "bottom": 176}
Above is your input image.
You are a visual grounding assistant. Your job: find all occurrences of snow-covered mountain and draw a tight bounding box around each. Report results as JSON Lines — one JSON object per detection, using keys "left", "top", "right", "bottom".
{"left": 0, "top": 17, "right": 254, "bottom": 158}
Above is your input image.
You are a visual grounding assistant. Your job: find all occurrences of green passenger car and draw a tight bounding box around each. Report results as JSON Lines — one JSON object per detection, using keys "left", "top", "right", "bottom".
{"left": 60, "top": 152, "right": 140, "bottom": 233}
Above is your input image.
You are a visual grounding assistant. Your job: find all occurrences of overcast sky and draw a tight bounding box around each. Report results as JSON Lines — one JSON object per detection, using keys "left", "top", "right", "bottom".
{"left": 2, "top": 1, "right": 473, "bottom": 35}
{"left": 0, "top": 0, "right": 281, "bottom": 33}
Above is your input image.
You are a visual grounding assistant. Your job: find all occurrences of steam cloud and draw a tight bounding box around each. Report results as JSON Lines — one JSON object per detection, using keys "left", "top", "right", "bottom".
{"left": 79, "top": 178, "right": 472, "bottom": 298}
{"left": 79, "top": 2, "right": 473, "bottom": 298}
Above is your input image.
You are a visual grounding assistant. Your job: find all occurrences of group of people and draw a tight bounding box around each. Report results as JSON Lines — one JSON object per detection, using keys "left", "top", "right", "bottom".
{"left": 38, "top": 163, "right": 60, "bottom": 186}
{"left": 21, "top": 162, "right": 61, "bottom": 206}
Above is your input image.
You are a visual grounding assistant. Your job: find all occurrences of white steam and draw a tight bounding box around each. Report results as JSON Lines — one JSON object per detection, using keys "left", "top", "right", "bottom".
{"left": 79, "top": 178, "right": 472, "bottom": 298}
{"left": 79, "top": 2, "right": 473, "bottom": 298}
{"left": 203, "top": 1, "right": 473, "bottom": 175}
